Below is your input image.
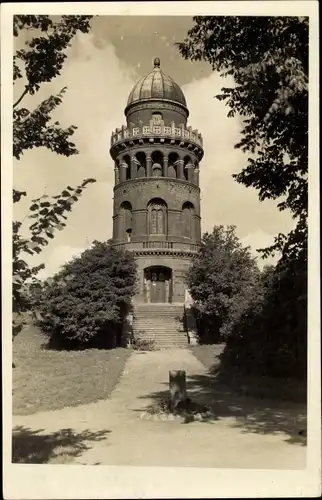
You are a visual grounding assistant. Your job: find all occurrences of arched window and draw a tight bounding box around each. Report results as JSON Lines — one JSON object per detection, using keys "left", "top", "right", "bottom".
{"left": 148, "top": 198, "right": 167, "bottom": 235}
{"left": 151, "top": 151, "right": 164, "bottom": 177}
{"left": 120, "top": 201, "right": 132, "bottom": 241}
{"left": 168, "top": 152, "right": 179, "bottom": 178}
{"left": 123, "top": 155, "right": 131, "bottom": 180}
{"left": 151, "top": 208, "right": 158, "bottom": 234}
{"left": 152, "top": 163, "right": 162, "bottom": 177}
{"left": 157, "top": 207, "right": 164, "bottom": 233}
{"left": 136, "top": 151, "right": 146, "bottom": 178}
{"left": 182, "top": 202, "right": 194, "bottom": 239}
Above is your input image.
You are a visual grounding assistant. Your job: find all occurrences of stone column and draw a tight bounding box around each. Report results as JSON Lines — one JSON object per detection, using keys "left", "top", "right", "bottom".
{"left": 165, "top": 279, "right": 169, "bottom": 303}
{"left": 163, "top": 155, "right": 168, "bottom": 177}
{"left": 114, "top": 165, "right": 119, "bottom": 185}
{"left": 194, "top": 167, "right": 200, "bottom": 186}
{"left": 131, "top": 157, "right": 137, "bottom": 179}
{"left": 186, "top": 163, "right": 194, "bottom": 182}
{"left": 119, "top": 162, "right": 127, "bottom": 182}
{"left": 177, "top": 159, "right": 184, "bottom": 180}
{"left": 146, "top": 156, "right": 152, "bottom": 177}
{"left": 146, "top": 280, "right": 151, "bottom": 303}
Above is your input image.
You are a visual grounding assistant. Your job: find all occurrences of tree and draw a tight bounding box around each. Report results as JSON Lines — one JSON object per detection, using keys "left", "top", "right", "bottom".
{"left": 186, "top": 225, "right": 260, "bottom": 343}
{"left": 33, "top": 241, "right": 137, "bottom": 348}
{"left": 13, "top": 15, "right": 95, "bottom": 338}
{"left": 221, "top": 250, "right": 307, "bottom": 379}
{"left": 177, "top": 16, "right": 308, "bottom": 259}
{"left": 178, "top": 17, "right": 308, "bottom": 380}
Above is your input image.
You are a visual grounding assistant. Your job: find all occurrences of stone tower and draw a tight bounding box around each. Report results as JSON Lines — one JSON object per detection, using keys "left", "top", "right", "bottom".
{"left": 110, "top": 58, "right": 203, "bottom": 325}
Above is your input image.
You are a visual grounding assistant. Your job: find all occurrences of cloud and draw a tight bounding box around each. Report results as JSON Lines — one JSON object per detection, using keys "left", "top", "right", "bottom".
{"left": 37, "top": 246, "right": 86, "bottom": 280}
{"left": 15, "top": 28, "right": 293, "bottom": 278}
{"left": 183, "top": 73, "right": 293, "bottom": 240}
{"left": 240, "top": 230, "right": 280, "bottom": 268}
{"left": 15, "top": 33, "right": 138, "bottom": 275}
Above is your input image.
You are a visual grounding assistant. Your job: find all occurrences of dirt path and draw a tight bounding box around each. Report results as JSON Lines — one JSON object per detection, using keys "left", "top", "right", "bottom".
{"left": 12, "top": 349, "right": 306, "bottom": 468}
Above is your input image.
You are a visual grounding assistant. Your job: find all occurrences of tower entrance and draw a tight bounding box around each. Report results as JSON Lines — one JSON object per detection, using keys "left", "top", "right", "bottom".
{"left": 144, "top": 266, "right": 172, "bottom": 303}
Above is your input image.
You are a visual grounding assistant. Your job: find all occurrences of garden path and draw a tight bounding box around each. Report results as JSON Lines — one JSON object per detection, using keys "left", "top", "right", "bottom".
{"left": 12, "top": 348, "right": 306, "bottom": 468}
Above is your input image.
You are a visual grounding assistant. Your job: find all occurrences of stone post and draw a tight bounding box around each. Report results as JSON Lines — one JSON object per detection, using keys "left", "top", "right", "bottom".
{"left": 169, "top": 370, "right": 187, "bottom": 411}
{"left": 163, "top": 155, "right": 168, "bottom": 177}
{"left": 146, "top": 156, "right": 152, "bottom": 177}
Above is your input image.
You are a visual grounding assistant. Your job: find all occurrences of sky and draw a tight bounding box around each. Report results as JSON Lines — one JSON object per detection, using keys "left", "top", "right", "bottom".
{"left": 13, "top": 15, "right": 294, "bottom": 279}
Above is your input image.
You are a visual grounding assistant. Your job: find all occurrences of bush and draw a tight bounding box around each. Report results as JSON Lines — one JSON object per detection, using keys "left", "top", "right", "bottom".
{"left": 186, "top": 225, "right": 260, "bottom": 343}
{"left": 131, "top": 335, "right": 155, "bottom": 352}
{"left": 220, "top": 254, "right": 307, "bottom": 380}
{"left": 33, "top": 241, "right": 137, "bottom": 348}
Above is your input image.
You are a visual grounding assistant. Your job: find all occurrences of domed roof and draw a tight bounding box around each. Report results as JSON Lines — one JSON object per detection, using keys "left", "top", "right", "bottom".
{"left": 126, "top": 58, "right": 187, "bottom": 108}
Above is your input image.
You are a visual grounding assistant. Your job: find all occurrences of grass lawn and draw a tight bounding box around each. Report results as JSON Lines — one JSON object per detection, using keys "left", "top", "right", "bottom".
{"left": 190, "top": 344, "right": 225, "bottom": 371}
{"left": 13, "top": 321, "right": 132, "bottom": 416}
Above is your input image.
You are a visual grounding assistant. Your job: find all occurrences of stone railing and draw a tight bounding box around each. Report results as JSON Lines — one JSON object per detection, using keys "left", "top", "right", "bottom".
{"left": 111, "top": 120, "right": 203, "bottom": 148}
{"left": 143, "top": 241, "right": 173, "bottom": 249}
{"left": 112, "top": 241, "right": 200, "bottom": 252}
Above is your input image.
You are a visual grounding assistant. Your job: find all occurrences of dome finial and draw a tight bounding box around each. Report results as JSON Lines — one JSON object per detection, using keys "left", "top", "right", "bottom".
{"left": 154, "top": 57, "right": 160, "bottom": 68}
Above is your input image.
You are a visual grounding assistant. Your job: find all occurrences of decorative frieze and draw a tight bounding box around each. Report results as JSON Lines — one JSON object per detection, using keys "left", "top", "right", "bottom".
{"left": 111, "top": 119, "right": 203, "bottom": 148}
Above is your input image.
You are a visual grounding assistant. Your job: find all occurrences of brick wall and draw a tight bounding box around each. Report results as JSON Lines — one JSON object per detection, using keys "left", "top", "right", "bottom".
{"left": 113, "top": 178, "right": 201, "bottom": 244}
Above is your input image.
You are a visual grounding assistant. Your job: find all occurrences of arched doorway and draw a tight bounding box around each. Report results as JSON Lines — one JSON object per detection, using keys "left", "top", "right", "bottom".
{"left": 144, "top": 266, "right": 172, "bottom": 303}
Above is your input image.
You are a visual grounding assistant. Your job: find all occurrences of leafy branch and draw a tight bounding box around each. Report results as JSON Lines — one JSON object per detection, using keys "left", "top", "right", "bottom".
{"left": 12, "top": 15, "right": 94, "bottom": 340}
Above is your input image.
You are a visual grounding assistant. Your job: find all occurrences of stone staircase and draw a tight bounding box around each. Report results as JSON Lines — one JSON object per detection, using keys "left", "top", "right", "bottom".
{"left": 132, "top": 304, "right": 189, "bottom": 349}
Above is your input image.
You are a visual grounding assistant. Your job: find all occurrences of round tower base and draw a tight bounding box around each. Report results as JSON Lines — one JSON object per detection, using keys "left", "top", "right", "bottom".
{"left": 133, "top": 252, "right": 193, "bottom": 304}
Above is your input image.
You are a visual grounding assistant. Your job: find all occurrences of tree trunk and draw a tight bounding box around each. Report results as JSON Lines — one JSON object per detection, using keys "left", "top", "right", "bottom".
{"left": 169, "top": 370, "right": 187, "bottom": 411}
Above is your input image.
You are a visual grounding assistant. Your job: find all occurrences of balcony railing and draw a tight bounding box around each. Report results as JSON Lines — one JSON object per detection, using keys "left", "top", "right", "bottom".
{"left": 112, "top": 241, "right": 200, "bottom": 252}
{"left": 111, "top": 120, "right": 203, "bottom": 149}
{"left": 143, "top": 241, "right": 173, "bottom": 249}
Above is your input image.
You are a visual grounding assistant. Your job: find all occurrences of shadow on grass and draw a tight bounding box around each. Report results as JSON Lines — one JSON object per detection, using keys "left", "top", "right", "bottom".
{"left": 12, "top": 426, "right": 110, "bottom": 464}
{"left": 134, "top": 371, "right": 307, "bottom": 446}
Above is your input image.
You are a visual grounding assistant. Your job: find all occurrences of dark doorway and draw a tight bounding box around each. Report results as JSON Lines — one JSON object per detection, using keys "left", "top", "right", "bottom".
{"left": 144, "top": 266, "right": 172, "bottom": 303}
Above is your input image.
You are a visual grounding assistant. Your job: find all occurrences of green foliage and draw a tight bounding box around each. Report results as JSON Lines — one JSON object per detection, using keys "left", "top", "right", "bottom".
{"left": 33, "top": 241, "right": 137, "bottom": 348}
{"left": 13, "top": 15, "right": 94, "bottom": 339}
{"left": 13, "top": 15, "right": 92, "bottom": 157}
{"left": 221, "top": 250, "right": 307, "bottom": 379}
{"left": 131, "top": 335, "right": 155, "bottom": 352}
{"left": 177, "top": 16, "right": 308, "bottom": 257}
{"left": 186, "top": 225, "right": 260, "bottom": 342}
{"left": 178, "top": 17, "right": 308, "bottom": 379}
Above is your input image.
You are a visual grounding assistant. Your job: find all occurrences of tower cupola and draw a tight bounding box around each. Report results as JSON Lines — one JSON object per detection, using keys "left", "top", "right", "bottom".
{"left": 126, "top": 58, "right": 187, "bottom": 111}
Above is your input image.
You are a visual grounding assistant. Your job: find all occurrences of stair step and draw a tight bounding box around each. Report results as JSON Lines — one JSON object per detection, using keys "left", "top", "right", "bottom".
{"left": 134, "top": 324, "right": 184, "bottom": 327}
{"left": 132, "top": 303, "right": 189, "bottom": 348}
{"left": 134, "top": 319, "right": 183, "bottom": 322}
